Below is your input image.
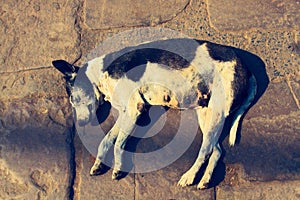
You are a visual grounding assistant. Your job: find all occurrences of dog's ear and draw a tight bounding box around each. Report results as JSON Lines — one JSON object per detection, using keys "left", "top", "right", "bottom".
{"left": 52, "top": 60, "right": 79, "bottom": 77}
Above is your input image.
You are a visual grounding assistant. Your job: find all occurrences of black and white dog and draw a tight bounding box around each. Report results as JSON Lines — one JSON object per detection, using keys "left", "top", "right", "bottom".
{"left": 53, "top": 38, "right": 256, "bottom": 189}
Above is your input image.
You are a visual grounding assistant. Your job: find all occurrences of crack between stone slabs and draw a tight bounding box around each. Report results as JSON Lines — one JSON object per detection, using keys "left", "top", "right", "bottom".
{"left": 133, "top": 153, "right": 136, "bottom": 200}
{"left": 0, "top": 66, "right": 54, "bottom": 75}
{"left": 72, "top": 0, "right": 83, "bottom": 65}
{"left": 2, "top": 36, "right": 18, "bottom": 66}
{"left": 48, "top": 114, "right": 67, "bottom": 128}
{"left": 147, "top": 0, "right": 193, "bottom": 27}
{"left": 66, "top": 126, "right": 77, "bottom": 200}
{"left": 204, "top": 0, "right": 219, "bottom": 33}
{"left": 165, "top": 0, "right": 192, "bottom": 23}
{"left": 84, "top": 0, "right": 192, "bottom": 31}
{"left": 74, "top": 134, "right": 84, "bottom": 200}
{"left": 286, "top": 76, "right": 300, "bottom": 110}
{"left": 245, "top": 110, "right": 299, "bottom": 124}
{"left": 213, "top": 186, "right": 217, "bottom": 200}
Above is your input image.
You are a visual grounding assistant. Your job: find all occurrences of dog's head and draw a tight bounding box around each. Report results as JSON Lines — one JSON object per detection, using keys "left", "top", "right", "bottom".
{"left": 52, "top": 60, "right": 101, "bottom": 126}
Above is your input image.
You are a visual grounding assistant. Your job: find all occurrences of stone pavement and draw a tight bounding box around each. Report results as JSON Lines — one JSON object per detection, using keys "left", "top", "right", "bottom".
{"left": 0, "top": 0, "right": 299, "bottom": 199}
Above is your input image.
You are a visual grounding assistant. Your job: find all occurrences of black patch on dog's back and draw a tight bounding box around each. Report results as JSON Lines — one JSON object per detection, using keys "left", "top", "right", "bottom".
{"left": 205, "top": 42, "right": 237, "bottom": 62}
{"left": 103, "top": 48, "right": 190, "bottom": 80}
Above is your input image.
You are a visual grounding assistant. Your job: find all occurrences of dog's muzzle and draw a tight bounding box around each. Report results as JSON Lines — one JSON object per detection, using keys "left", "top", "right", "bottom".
{"left": 78, "top": 119, "right": 89, "bottom": 127}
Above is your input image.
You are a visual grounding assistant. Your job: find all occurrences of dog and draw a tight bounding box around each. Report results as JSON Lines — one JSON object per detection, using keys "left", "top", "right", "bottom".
{"left": 52, "top": 38, "right": 257, "bottom": 189}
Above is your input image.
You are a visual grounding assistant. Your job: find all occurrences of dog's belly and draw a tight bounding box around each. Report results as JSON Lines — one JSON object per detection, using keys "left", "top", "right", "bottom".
{"left": 104, "top": 62, "right": 212, "bottom": 111}
{"left": 139, "top": 83, "right": 204, "bottom": 109}
{"left": 135, "top": 62, "right": 211, "bottom": 109}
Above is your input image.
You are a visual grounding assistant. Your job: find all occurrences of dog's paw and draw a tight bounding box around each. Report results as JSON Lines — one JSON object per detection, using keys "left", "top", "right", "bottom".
{"left": 197, "top": 173, "right": 211, "bottom": 189}
{"left": 90, "top": 159, "right": 107, "bottom": 176}
{"left": 197, "top": 181, "right": 209, "bottom": 190}
{"left": 112, "top": 169, "right": 126, "bottom": 180}
{"left": 177, "top": 171, "right": 196, "bottom": 187}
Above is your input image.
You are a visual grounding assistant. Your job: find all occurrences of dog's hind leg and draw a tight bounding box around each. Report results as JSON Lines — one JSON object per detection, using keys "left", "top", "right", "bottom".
{"left": 229, "top": 75, "right": 257, "bottom": 146}
{"left": 178, "top": 105, "right": 225, "bottom": 188}
{"left": 178, "top": 77, "right": 226, "bottom": 188}
{"left": 192, "top": 107, "right": 223, "bottom": 189}
{"left": 198, "top": 142, "right": 222, "bottom": 189}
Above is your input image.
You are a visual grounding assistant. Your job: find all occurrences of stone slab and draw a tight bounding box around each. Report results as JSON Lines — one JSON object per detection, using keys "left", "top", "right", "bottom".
{"left": 134, "top": 130, "right": 215, "bottom": 199}
{"left": 217, "top": 164, "right": 300, "bottom": 200}
{"left": 224, "top": 110, "right": 300, "bottom": 181}
{"left": 75, "top": 107, "right": 216, "bottom": 198}
{"left": 245, "top": 81, "right": 299, "bottom": 119}
{"left": 0, "top": 68, "right": 72, "bottom": 130}
{"left": 244, "top": 31, "right": 299, "bottom": 80}
{"left": 207, "top": 0, "right": 300, "bottom": 31}
{"left": 135, "top": 170, "right": 215, "bottom": 200}
{"left": 132, "top": 109, "right": 214, "bottom": 198}
{"left": 218, "top": 181, "right": 300, "bottom": 200}
{"left": 223, "top": 81, "right": 300, "bottom": 182}
{"left": 0, "top": 127, "right": 72, "bottom": 199}
{"left": 216, "top": 165, "right": 300, "bottom": 200}
{"left": 76, "top": 139, "right": 135, "bottom": 200}
{"left": 0, "top": 68, "right": 67, "bottom": 100}
{"left": 0, "top": 0, "right": 80, "bottom": 73}
{"left": 85, "top": 0, "right": 190, "bottom": 29}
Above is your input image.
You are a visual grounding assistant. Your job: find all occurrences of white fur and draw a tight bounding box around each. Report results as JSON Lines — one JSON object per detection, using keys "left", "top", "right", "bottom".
{"left": 214, "top": 60, "right": 236, "bottom": 116}
{"left": 85, "top": 55, "right": 105, "bottom": 84}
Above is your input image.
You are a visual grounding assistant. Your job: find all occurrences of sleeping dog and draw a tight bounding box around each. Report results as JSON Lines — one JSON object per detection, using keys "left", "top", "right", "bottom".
{"left": 52, "top": 38, "right": 256, "bottom": 189}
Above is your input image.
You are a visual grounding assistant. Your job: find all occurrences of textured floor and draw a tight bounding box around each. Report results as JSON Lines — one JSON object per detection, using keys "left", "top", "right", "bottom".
{"left": 0, "top": 0, "right": 299, "bottom": 199}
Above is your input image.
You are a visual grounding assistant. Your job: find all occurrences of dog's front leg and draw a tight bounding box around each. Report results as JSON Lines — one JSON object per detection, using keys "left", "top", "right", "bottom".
{"left": 112, "top": 109, "right": 139, "bottom": 180}
{"left": 111, "top": 91, "right": 145, "bottom": 180}
{"left": 90, "top": 123, "right": 120, "bottom": 176}
{"left": 90, "top": 109, "right": 138, "bottom": 178}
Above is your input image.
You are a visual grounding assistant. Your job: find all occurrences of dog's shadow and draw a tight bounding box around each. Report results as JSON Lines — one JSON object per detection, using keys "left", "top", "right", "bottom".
{"left": 92, "top": 102, "right": 173, "bottom": 178}
{"left": 91, "top": 47, "right": 269, "bottom": 188}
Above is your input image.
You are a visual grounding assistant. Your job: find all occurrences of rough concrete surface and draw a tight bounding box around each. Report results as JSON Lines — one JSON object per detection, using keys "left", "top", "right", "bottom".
{"left": 0, "top": 127, "right": 72, "bottom": 199}
{"left": 0, "top": 0, "right": 299, "bottom": 199}
{"left": 0, "top": 0, "right": 81, "bottom": 73}
{"left": 208, "top": 0, "right": 300, "bottom": 31}
{"left": 85, "top": 0, "right": 190, "bottom": 29}
{"left": 75, "top": 139, "right": 136, "bottom": 200}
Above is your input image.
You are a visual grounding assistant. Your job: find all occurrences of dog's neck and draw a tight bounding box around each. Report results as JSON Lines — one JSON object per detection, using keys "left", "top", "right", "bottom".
{"left": 85, "top": 55, "right": 105, "bottom": 86}
{"left": 85, "top": 55, "right": 117, "bottom": 102}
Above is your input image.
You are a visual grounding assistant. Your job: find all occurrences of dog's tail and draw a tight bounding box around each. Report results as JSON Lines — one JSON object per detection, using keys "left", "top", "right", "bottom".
{"left": 229, "top": 75, "right": 257, "bottom": 146}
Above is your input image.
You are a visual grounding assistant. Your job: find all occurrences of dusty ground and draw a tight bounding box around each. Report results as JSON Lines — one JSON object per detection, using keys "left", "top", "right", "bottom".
{"left": 0, "top": 0, "right": 299, "bottom": 199}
